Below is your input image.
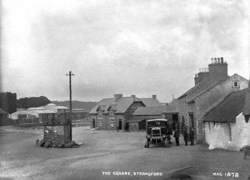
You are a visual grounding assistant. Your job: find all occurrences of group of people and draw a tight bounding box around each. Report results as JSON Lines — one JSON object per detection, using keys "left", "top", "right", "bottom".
{"left": 170, "top": 126, "right": 195, "bottom": 146}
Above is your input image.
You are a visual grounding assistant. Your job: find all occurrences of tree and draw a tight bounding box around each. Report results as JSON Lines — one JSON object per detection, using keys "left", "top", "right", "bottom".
{"left": 17, "top": 96, "right": 51, "bottom": 109}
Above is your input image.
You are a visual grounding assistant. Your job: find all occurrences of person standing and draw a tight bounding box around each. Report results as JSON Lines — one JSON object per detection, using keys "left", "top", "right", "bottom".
{"left": 166, "top": 126, "right": 172, "bottom": 144}
{"left": 174, "top": 129, "right": 180, "bottom": 146}
{"left": 190, "top": 127, "right": 195, "bottom": 145}
{"left": 183, "top": 126, "right": 188, "bottom": 146}
{"left": 167, "top": 130, "right": 172, "bottom": 144}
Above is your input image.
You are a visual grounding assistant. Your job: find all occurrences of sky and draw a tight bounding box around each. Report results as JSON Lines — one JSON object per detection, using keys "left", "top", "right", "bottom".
{"left": 1, "top": 0, "right": 250, "bottom": 102}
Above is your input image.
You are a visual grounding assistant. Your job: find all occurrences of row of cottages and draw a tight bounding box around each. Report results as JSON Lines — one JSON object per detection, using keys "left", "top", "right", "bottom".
{"left": 203, "top": 82, "right": 250, "bottom": 151}
{"left": 89, "top": 94, "right": 162, "bottom": 130}
{"left": 10, "top": 103, "right": 68, "bottom": 125}
{"left": 165, "top": 57, "right": 248, "bottom": 143}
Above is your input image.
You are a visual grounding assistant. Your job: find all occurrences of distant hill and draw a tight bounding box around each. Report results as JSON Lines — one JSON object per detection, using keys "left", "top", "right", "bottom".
{"left": 52, "top": 101, "right": 96, "bottom": 112}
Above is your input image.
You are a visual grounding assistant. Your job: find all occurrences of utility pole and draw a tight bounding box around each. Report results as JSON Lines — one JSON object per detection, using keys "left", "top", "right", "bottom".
{"left": 66, "top": 71, "right": 74, "bottom": 141}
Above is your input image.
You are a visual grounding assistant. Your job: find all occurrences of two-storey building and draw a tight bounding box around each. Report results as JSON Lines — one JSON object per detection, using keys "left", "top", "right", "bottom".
{"left": 164, "top": 57, "right": 249, "bottom": 143}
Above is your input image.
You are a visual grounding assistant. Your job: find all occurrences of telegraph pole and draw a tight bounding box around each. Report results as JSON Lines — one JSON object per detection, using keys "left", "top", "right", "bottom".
{"left": 66, "top": 71, "right": 74, "bottom": 141}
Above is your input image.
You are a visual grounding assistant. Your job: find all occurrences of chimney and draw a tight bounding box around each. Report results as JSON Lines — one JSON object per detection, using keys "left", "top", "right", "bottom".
{"left": 208, "top": 57, "right": 228, "bottom": 82}
{"left": 194, "top": 68, "right": 209, "bottom": 85}
{"left": 152, "top": 95, "right": 157, "bottom": 100}
{"left": 131, "top": 95, "right": 136, "bottom": 101}
{"left": 114, "top": 94, "right": 123, "bottom": 102}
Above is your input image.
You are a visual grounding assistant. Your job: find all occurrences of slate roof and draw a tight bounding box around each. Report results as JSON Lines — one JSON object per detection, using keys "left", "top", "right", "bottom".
{"left": 133, "top": 106, "right": 166, "bottom": 116}
{"left": 178, "top": 79, "right": 226, "bottom": 102}
{"left": 178, "top": 74, "right": 248, "bottom": 103}
{"left": 164, "top": 103, "right": 179, "bottom": 113}
{"left": 140, "top": 98, "right": 161, "bottom": 107}
{"left": 242, "top": 88, "right": 250, "bottom": 115}
{"left": 28, "top": 103, "right": 68, "bottom": 111}
{"left": 89, "top": 97, "right": 143, "bottom": 114}
{"left": 202, "top": 89, "right": 247, "bottom": 123}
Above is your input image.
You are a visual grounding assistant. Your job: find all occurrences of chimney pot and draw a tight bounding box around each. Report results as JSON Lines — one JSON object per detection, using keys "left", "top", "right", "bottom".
{"left": 114, "top": 94, "right": 123, "bottom": 101}
{"left": 208, "top": 57, "right": 228, "bottom": 82}
{"left": 131, "top": 95, "right": 136, "bottom": 101}
{"left": 152, "top": 95, "right": 157, "bottom": 99}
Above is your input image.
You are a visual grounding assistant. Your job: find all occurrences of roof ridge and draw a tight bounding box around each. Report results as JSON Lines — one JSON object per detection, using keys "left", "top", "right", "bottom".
{"left": 231, "top": 73, "right": 248, "bottom": 81}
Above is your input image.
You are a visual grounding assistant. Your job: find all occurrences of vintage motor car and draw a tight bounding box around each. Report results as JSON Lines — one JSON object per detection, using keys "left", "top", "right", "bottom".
{"left": 144, "top": 119, "right": 170, "bottom": 148}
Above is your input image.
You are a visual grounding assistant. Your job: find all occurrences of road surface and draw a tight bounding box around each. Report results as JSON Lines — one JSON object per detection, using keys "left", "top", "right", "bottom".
{"left": 0, "top": 126, "right": 250, "bottom": 180}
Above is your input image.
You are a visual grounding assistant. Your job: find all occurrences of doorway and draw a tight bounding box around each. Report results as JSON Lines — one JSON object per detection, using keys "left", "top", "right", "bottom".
{"left": 189, "top": 112, "right": 194, "bottom": 128}
{"left": 139, "top": 119, "right": 146, "bottom": 130}
{"left": 172, "top": 113, "right": 179, "bottom": 130}
{"left": 125, "top": 122, "right": 129, "bottom": 131}
{"left": 118, "top": 119, "right": 122, "bottom": 130}
{"left": 92, "top": 119, "right": 95, "bottom": 128}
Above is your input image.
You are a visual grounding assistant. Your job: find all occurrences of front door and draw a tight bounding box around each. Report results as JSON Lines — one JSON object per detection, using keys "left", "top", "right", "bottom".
{"left": 118, "top": 119, "right": 122, "bottom": 130}
{"left": 189, "top": 112, "right": 194, "bottom": 128}
{"left": 172, "top": 113, "right": 179, "bottom": 130}
{"left": 139, "top": 120, "right": 146, "bottom": 130}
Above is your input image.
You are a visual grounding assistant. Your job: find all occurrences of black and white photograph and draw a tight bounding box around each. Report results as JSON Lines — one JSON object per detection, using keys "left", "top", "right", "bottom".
{"left": 1, "top": 0, "right": 250, "bottom": 179}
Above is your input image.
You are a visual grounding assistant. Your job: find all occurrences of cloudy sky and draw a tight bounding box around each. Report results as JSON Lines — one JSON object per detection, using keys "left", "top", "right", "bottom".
{"left": 1, "top": 0, "right": 250, "bottom": 102}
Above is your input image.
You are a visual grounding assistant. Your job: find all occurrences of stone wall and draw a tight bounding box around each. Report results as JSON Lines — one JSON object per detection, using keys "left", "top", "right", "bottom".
{"left": 38, "top": 111, "right": 78, "bottom": 148}
{"left": 44, "top": 126, "right": 66, "bottom": 145}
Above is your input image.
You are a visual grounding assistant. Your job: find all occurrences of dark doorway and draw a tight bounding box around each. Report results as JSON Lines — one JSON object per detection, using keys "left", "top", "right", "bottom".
{"left": 118, "top": 119, "right": 122, "bottom": 130}
{"left": 172, "top": 113, "right": 179, "bottom": 130}
{"left": 125, "top": 122, "right": 129, "bottom": 131}
{"left": 139, "top": 119, "right": 146, "bottom": 130}
{"left": 92, "top": 119, "right": 95, "bottom": 128}
{"left": 189, "top": 112, "right": 194, "bottom": 128}
{"left": 181, "top": 116, "right": 185, "bottom": 133}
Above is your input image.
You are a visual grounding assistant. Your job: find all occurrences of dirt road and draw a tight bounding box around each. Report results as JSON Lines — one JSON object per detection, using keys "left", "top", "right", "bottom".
{"left": 0, "top": 126, "right": 250, "bottom": 180}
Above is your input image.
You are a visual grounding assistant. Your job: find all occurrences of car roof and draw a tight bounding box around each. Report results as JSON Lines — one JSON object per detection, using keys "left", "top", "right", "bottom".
{"left": 147, "top": 119, "right": 168, "bottom": 122}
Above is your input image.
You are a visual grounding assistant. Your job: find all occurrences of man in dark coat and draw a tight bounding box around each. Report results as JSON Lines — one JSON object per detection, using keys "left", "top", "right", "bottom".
{"left": 173, "top": 129, "right": 180, "bottom": 146}
{"left": 183, "top": 126, "right": 188, "bottom": 146}
{"left": 190, "top": 127, "right": 195, "bottom": 145}
{"left": 167, "top": 128, "right": 172, "bottom": 144}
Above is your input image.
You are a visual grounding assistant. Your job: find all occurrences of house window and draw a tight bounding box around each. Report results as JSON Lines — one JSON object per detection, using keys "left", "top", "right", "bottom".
{"left": 233, "top": 81, "right": 240, "bottom": 88}
{"left": 245, "top": 115, "right": 250, "bottom": 123}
